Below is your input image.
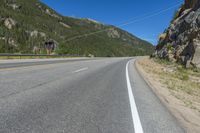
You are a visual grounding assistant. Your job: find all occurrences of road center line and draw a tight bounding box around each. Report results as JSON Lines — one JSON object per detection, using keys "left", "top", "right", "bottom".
{"left": 73, "top": 67, "right": 88, "bottom": 73}
{"left": 126, "top": 60, "right": 144, "bottom": 133}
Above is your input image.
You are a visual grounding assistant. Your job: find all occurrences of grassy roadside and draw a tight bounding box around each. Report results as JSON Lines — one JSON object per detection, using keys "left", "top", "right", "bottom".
{"left": 136, "top": 57, "right": 200, "bottom": 133}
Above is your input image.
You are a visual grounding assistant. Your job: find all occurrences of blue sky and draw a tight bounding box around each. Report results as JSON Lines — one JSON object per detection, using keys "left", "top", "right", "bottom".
{"left": 41, "top": 0, "right": 184, "bottom": 45}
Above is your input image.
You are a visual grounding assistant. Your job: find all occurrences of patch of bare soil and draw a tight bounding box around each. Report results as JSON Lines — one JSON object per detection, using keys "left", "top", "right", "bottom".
{"left": 135, "top": 57, "right": 200, "bottom": 133}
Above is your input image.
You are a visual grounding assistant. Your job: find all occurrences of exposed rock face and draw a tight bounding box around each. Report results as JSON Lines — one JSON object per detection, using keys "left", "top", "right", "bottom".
{"left": 86, "top": 18, "right": 101, "bottom": 24}
{"left": 192, "top": 39, "right": 200, "bottom": 66}
{"left": 107, "top": 28, "right": 120, "bottom": 38}
{"left": 45, "top": 9, "right": 62, "bottom": 20}
{"left": 7, "top": 38, "right": 17, "bottom": 47}
{"left": 36, "top": 3, "right": 62, "bottom": 20}
{"left": 59, "top": 22, "right": 71, "bottom": 28}
{"left": 7, "top": 3, "right": 21, "bottom": 10}
{"left": 27, "top": 30, "right": 46, "bottom": 38}
{"left": 156, "top": 0, "right": 200, "bottom": 68}
{"left": 4, "top": 18, "right": 16, "bottom": 29}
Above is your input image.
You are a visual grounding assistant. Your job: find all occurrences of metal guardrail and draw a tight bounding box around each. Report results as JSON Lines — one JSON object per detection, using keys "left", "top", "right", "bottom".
{"left": 0, "top": 54, "right": 81, "bottom": 59}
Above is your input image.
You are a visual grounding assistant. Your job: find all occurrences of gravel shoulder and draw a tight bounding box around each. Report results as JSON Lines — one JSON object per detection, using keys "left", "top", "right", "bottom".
{"left": 135, "top": 57, "right": 200, "bottom": 133}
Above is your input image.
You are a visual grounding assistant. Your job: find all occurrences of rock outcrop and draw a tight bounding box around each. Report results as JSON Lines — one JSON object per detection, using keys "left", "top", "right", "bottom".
{"left": 155, "top": 0, "right": 200, "bottom": 68}
{"left": 59, "top": 22, "right": 71, "bottom": 28}
{"left": 4, "top": 18, "right": 16, "bottom": 29}
{"left": 107, "top": 28, "right": 120, "bottom": 38}
{"left": 28, "top": 30, "right": 46, "bottom": 38}
{"left": 7, "top": 3, "right": 21, "bottom": 10}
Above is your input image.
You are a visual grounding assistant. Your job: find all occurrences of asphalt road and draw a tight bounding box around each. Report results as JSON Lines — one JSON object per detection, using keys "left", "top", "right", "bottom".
{"left": 0, "top": 58, "right": 92, "bottom": 69}
{"left": 0, "top": 58, "right": 185, "bottom": 133}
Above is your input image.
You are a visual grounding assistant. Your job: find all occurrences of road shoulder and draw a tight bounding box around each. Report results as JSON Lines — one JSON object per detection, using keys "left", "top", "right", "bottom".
{"left": 135, "top": 57, "right": 200, "bottom": 133}
{"left": 128, "top": 59, "right": 185, "bottom": 133}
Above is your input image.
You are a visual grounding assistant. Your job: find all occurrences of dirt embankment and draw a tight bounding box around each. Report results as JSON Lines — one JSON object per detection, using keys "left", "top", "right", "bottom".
{"left": 136, "top": 57, "right": 200, "bottom": 133}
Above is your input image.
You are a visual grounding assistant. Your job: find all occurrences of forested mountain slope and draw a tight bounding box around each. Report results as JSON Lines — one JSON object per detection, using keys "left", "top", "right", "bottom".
{"left": 0, "top": 0, "right": 154, "bottom": 56}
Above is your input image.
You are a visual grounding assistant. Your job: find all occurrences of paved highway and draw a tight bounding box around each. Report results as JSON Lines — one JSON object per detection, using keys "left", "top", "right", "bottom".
{"left": 0, "top": 58, "right": 185, "bottom": 133}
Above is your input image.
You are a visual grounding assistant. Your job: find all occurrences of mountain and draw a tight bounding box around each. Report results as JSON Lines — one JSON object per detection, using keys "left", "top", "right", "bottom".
{"left": 155, "top": 0, "right": 200, "bottom": 68}
{"left": 0, "top": 0, "right": 154, "bottom": 57}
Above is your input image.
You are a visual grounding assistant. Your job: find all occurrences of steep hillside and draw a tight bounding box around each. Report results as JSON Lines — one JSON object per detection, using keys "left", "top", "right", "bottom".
{"left": 155, "top": 0, "right": 200, "bottom": 67}
{"left": 0, "top": 0, "right": 154, "bottom": 57}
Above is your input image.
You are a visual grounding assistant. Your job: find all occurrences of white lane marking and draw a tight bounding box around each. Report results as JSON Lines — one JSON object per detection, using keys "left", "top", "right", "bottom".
{"left": 73, "top": 67, "right": 88, "bottom": 73}
{"left": 126, "top": 60, "right": 144, "bottom": 133}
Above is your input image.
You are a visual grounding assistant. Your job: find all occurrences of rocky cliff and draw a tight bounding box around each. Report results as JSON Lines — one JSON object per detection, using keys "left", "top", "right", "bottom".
{"left": 155, "top": 0, "right": 200, "bottom": 68}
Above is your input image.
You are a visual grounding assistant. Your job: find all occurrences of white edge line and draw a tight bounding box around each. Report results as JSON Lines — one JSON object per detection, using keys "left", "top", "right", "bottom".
{"left": 126, "top": 60, "right": 144, "bottom": 133}
{"left": 73, "top": 67, "right": 88, "bottom": 73}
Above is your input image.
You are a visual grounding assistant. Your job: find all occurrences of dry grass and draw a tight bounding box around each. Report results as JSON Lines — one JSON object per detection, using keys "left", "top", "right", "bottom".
{"left": 138, "top": 58, "right": 200, "bottom": 112}
{"left": 136, "top": 57, "right": 200, "bottom": 132}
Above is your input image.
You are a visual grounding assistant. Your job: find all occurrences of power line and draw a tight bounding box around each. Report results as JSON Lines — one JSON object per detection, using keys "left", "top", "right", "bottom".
{"left": 117, "top": 2, "right": 182, "bottom": 27}
{"left": 116, "top": 1, "right": 182, "bottom": 26}
{"left": 66, "top": 1, "right": 182, "bottom": 42}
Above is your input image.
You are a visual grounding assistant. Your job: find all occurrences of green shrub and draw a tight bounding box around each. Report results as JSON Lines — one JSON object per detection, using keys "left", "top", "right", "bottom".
{"left": 166, "top": 43, "right": 174, "bottom": 51}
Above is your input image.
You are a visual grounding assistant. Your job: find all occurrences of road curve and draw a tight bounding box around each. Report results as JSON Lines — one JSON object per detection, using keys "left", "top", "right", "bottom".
{"left": 0, "top": 58, "right": 185, "bottom": 133}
